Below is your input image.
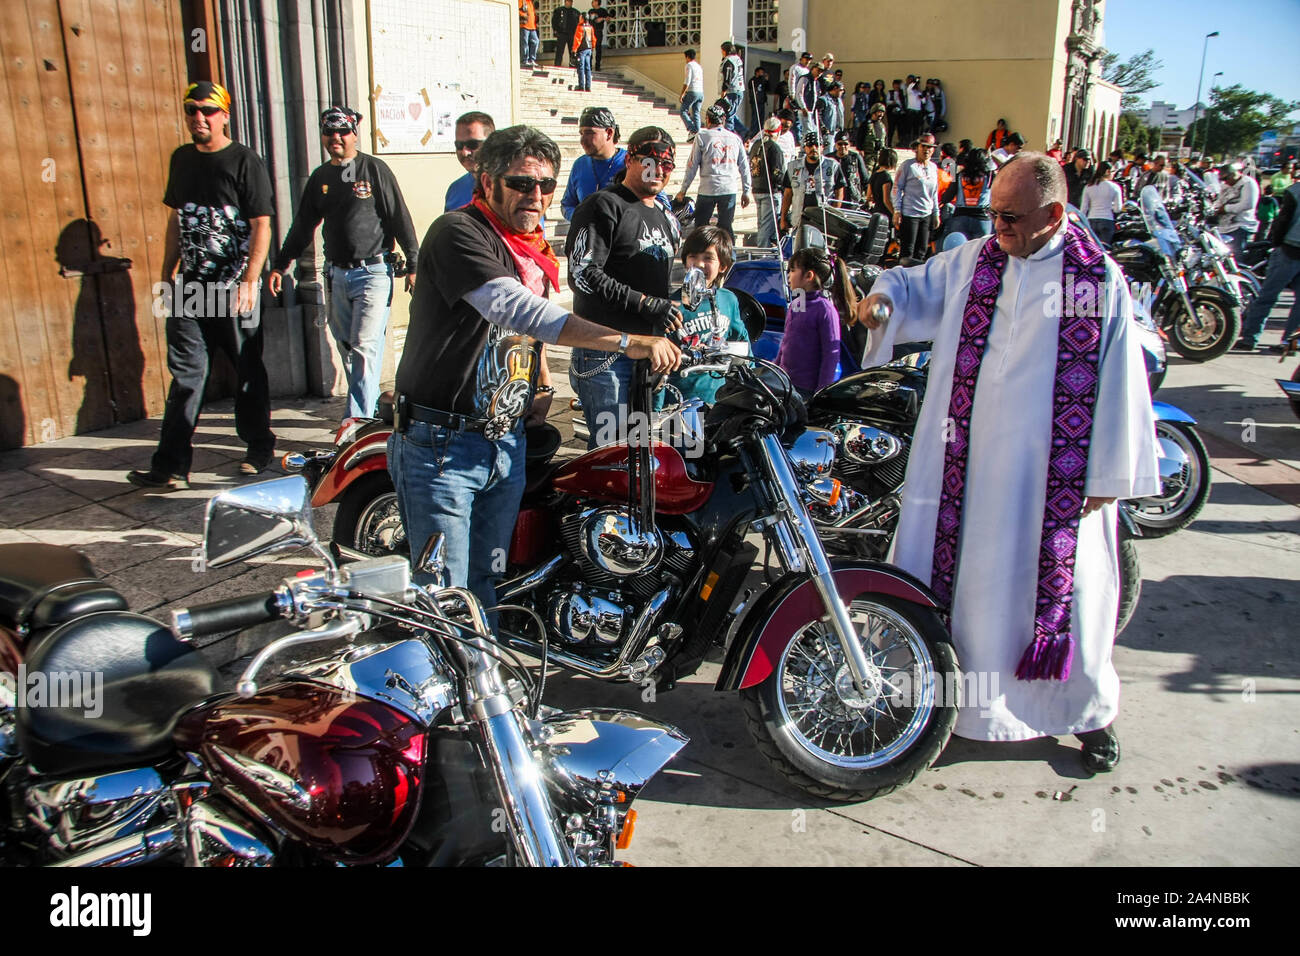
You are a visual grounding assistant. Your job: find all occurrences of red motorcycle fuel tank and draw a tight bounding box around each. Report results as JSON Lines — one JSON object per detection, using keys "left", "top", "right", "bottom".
{"left": 174, "top": 681, "right": 426, "bottom": 864}
{"left": 550, "top": 442, "right": 713, "bottom": 514}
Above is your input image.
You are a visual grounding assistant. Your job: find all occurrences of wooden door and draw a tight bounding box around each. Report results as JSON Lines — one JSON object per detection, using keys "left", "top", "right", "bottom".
{"left": 0, "top": 0, "right": 187, "bottom": 449}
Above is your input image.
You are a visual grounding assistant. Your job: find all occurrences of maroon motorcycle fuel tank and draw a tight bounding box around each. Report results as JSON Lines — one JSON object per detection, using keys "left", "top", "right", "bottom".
{"left": 551, "top": 442, "right": 713, "bottom": 514}
{"left": 174, "top": 681, "right": 426, "bottom": 864}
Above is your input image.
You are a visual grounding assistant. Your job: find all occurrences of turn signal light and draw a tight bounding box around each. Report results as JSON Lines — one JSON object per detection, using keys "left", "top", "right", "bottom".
{"left": 616, "top": 809, "right": 637, "bottom": 849}
{"left": 827, "top": 478, "right": 842, "bottom": 507}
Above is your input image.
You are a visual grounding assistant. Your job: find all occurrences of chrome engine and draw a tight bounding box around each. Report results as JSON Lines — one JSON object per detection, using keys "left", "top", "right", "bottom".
{"left": 547, "top": 507, "right": 697, "bottom": 651}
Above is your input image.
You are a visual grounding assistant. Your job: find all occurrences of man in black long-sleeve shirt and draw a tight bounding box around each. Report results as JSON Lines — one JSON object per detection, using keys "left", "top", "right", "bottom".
{"left": 566, "top": 126, "right": 682, "bottom": 446}
{"left": 269, "top": 107, "right": 419, "bottom": 420}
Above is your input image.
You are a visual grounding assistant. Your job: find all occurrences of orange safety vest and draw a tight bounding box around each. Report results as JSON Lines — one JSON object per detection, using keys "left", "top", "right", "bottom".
{"left": 519, "top": 1, "right": 537, "bottom": 30}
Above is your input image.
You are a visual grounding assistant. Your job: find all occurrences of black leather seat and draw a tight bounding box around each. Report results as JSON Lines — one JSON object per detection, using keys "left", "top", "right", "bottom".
{"left": 0, "top": 543, "right": 127, "bottom": 635}
{"left": 15, "top": 611, "right": 219, "bottom": 776}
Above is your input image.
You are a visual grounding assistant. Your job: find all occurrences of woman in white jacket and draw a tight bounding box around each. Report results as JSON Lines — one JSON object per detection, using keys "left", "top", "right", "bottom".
{"left": 1080, "top": 161, "right": 1124, "bottom": 246}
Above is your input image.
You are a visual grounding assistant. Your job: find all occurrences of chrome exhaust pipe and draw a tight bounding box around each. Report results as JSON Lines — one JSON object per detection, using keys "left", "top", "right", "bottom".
{"left": 49, "top": 825, "right": 178, "bottom": 867}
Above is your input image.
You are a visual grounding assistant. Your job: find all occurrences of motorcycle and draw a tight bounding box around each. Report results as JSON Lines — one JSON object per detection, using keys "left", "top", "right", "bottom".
{"left": 0, "top": 476, "right": 685, "bottom": 866}
{"left": 302, "top": 313, "right": 959, "bottom": 802}
{"left": 1110, "top": 186, "right": 1241, "bottom": 361}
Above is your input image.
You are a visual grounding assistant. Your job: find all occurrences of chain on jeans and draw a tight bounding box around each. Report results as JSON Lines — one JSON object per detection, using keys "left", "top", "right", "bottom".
{"left": 570, "top": 350, "right": 620, "bottom": 379}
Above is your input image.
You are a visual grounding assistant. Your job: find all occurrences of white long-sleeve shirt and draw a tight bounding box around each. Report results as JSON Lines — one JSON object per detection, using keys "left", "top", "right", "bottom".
{"left": 1080, "top": 180, "right": 1123, "bottom": 221}
{"left": 679, "top": 127, "right": 751, "bottom": 197}
{"left": 1216, "top": 176, "right": 1260, "bottom": 233}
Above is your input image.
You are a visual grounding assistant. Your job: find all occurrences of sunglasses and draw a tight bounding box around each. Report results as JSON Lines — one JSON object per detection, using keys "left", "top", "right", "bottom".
{"left": 184, "top": 104, "right": 223, "bottom": 117}
{"left": 916, "top": 142, "right": 936, "bottom": 149}
{"left": 322, "top": 128, "right": 353, "bottom": 137}
{"left": 501, "top": 174, "right": 558, "bottom": 195}
{"left": 984, "top": 204, "right": 1047, "bottom": 225}
{"left": 454, "top": 138, "right": 485, "bottom": 152}
{"left": 632, "top": 154, "right": 675, "bottom": 174}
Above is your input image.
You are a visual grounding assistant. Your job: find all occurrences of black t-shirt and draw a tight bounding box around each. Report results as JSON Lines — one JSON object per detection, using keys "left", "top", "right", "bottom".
{"left": 394, "top": 205, "right": 541, "bottom": 423}
{"left": 163, "top": 142, "right": 273, "bottom": 283}
{"left": 567, "top": 184, "right": 679, "bottom": 335}
{"left": 839, "top": 151, "right": 869, "bottom": 205}
{"left": 272, "top": 153, "right": 419, "bottom": 272}
{"left": 868, "top": 169, "right": 893, "bottom": 214}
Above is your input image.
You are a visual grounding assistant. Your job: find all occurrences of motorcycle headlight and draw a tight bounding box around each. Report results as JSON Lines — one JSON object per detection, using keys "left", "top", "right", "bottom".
{"left": 831, "top": 422, "right": 903, "bottom": 466}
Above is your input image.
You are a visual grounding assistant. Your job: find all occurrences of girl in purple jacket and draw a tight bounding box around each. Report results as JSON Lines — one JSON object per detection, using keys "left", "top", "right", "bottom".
{"left": 775, "top": 247, "right": 840, "bottom": 399}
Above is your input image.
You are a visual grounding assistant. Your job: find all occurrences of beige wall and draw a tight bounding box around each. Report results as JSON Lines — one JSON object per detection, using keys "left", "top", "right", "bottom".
{"left": 806, "top": 0, "right": 1071, "bottom": 150}
{"left": 603, "top": 49, "right": 695, "bottom": 105}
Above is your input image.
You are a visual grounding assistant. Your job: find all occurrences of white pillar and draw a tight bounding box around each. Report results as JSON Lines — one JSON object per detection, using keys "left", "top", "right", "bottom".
{"left": 700, "top": 0, "right": 747, "bottom": 99}
{"left": 780, "top": 0, "right": 808, "bottom": 55}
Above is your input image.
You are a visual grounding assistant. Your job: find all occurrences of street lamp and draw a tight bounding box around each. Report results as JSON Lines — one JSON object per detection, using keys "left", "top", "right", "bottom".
{"left": 1190, "top": 31, "right": 1219, "bottom": 158}
{"left": 1203, "top": 71, "right": 1224, "bottom": 159}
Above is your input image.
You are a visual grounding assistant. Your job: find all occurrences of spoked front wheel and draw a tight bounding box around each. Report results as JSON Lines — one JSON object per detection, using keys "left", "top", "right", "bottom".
{"left": 741, "top": 595, "right": 957, "bottom": 802}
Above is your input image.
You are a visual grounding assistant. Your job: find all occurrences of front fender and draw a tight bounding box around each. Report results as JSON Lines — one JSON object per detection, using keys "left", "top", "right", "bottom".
{"left": 1151, "top": 400, "right": 1196, "bottom": 425}
{"left": 716, "top": 561, "right": 943, "bottom": 692}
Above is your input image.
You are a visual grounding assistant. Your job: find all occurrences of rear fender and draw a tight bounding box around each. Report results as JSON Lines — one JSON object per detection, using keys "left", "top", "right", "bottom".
{"left": 716, "top": 561, "right": 943, "bottom": 692}
{"left": 1151, "top": 401, "right": 1196, "bottom": 425}
{"left": 310, "top": 429, "right": 392, "bottom": 507}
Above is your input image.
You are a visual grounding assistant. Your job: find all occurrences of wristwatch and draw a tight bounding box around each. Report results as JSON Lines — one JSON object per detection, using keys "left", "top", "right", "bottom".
{"left": 617, "top": 332, "right": 630, "bottom": 353}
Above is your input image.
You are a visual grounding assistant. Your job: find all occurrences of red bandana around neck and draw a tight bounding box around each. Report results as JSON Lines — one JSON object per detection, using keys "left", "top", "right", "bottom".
{"left": 471, "top": 198, "right": 560, "bottom": 293}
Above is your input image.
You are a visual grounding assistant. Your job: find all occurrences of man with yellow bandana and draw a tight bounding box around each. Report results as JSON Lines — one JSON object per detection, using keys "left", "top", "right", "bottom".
{"left": 128, "top": 81, "right": 276, "bottom": 490}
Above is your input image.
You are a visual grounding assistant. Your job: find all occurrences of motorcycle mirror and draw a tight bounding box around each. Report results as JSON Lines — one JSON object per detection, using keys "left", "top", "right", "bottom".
{"left": 681, "top": 266, "right": 710, "bottom": 311}
{"left": 416, "top": 532, "right": 449, "bottom": 587}
{"left": 203, "top": 475, "right": 319, "bottom": 569}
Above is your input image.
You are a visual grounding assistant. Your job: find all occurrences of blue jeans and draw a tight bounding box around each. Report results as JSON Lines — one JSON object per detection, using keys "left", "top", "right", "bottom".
{"left": 723, "top": 91, "right": 743, "bottom": 135}
{"left": 695, "top": 193, "right": 737, "bottom": 241}
{"left": 520, "top": 28, "right": 539, "bottom": 64}
{"left": 388, "top": 421, "right": 526, "bottom": 609}
{"left": 328, "top": 261, "right": 393, "bottom": 420}
{"left": 680, "top": 91, "right": 702, "bottom": 134}
{"left": 944, "top": 213, "right": 993, "bottom": 242}
{"left": 1240, "top": 247, "right": 1300, "bottom": 344}
{"left": 576, "top": 49, "right": 592, "bottom": 90}
{"left": 569, "top": 348, "right": 638, "bottom": 449}
{"left": 1088, "top": 218, "right": 1115, "bottom": 246}
{"left": 756, "top": 193, "right": 782, "bottom": 247}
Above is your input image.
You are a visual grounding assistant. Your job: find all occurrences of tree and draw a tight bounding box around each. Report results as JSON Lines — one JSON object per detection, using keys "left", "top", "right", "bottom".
{"left": 1102, "top": 49, "right": 1163, "bottom": 112}
{"left": 1116, "top": 111, "right": 1162, "bottom": 155}
{"left": 1182, "top": 84, "right": 1299, "bottom": 158}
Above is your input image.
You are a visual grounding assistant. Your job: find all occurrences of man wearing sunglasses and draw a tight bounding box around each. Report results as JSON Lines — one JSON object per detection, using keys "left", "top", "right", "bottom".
{"left": 855, "top": 154, "right": 1158, "bottom": 774}
{"left": 567, "top": 127, "right": 685, "bottom": 447}
{"left": 128, "top": 80, "right": 276, "bottom": 490}
{"left": 268, "top": 107, "right": 419, "bottom": 422}
{"left": 445, "top": 111, "right": 496, "bottom": 212}
{"left": 392, "top": 126, "right": 680, "bottom": 607}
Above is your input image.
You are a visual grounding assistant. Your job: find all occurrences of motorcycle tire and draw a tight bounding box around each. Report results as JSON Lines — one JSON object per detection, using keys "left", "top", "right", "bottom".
{"left": 1128, "top": 421, "right": 1211, "bottom": 537}
{"left": 333, "top": 472, "right": 408, "bottom": 557}
{"left": 1164, "top": 290, "right": 1241, "bottom": 362}
{"left": 1116, "top": 530, "right": 1141, "bottom": 637}
{"left": 741, "top": 594, "right": 957, "bottom": 802}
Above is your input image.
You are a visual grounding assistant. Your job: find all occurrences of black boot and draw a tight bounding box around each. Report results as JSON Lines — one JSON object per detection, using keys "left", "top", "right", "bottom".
{"left": 1075, "top": 724, "right": 1120, "bottom": 773}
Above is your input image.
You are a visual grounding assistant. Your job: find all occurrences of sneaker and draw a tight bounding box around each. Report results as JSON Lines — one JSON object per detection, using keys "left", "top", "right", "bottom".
{"left": 686, "top": 132, "right": 696, "bottom": 143}
{"left": 1230, "top": 338, "right": 1257, "bottom": 352}
{"left": 1075, "top": 725, "right": 1121, "bottom": 774}
{"left": 127, "top": 469, "right": 189, "bottom": 491}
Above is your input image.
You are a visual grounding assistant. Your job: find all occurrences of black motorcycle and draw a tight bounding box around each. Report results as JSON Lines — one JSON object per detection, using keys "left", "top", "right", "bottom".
{"left": 1111, "top": 187, "right": 1240, "bottom": 360}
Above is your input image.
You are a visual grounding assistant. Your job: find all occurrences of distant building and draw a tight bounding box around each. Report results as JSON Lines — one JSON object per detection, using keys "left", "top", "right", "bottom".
{"left": 1145, "top": 100, "right": 1203, "bottom": 133}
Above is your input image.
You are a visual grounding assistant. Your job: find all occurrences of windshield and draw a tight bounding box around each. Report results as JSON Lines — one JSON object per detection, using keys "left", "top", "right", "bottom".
{"left": 1139, "top": 185, "right": 1182, "bottom": 259}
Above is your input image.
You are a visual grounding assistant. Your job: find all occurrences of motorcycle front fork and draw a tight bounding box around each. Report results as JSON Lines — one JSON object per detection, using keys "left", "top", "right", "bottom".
{"left": 752, "top": 434, "right": 881, "bottom": 696}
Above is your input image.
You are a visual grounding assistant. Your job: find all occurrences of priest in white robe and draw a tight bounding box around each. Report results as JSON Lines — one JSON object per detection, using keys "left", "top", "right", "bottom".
{"left": 856, "top": 153, "right": 1159, "bottom": 771}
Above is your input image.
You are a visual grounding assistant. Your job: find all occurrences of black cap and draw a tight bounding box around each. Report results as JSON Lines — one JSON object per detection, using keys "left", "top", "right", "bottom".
{"left": 799, "top": 51, "right": 811, "bottom": 60}
{"left": 1007, "top": 132, "right": 1025, "bottom": 146}
{"left": 802, "top": 131, "right": 820, "bottom": 147}
{"left": 706, "top": 104, "right": 727, "bottom": 126}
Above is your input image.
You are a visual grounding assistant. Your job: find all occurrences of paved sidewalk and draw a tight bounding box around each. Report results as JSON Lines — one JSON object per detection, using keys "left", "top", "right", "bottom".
{"left": 2, "top": 327, "right": 1298, "bottom": 866}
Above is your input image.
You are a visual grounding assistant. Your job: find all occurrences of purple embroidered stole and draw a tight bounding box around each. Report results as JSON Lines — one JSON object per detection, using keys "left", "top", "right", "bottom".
{"left": 930, "top": 223, "right": 1107, "bottom": 681}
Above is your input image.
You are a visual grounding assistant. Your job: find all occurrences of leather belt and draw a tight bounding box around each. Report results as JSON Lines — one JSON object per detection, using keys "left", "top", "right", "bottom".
{"left": 329, "top": 254, "right": 387, "bottom": 270}
{"left": 400, "top": 398, "right": 490, "bottom": 434}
